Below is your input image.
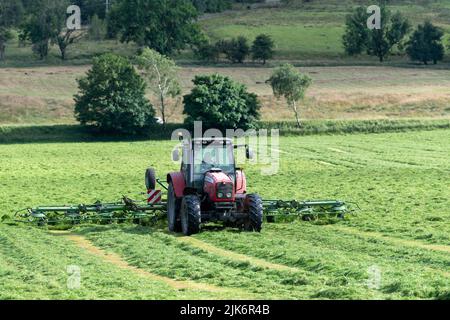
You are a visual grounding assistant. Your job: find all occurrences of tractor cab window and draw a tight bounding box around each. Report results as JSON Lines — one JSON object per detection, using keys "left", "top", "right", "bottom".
{"left": 193, "top": 140, "right": 234, "bottom": 176}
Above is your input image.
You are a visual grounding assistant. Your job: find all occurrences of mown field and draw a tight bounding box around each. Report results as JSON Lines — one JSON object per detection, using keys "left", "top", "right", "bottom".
{"left": 0, "top": 129, "right": 449, "bottom": 299}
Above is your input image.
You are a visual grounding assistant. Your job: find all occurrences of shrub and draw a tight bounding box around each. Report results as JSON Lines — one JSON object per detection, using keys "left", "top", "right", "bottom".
{"left": 218, "top": 36, "right": 250, "bottom": 63}
{"left": 251, "top": 34, "right": 275, "bottom": 64}
{"left": 406, "top": 21, "right": 444, "bottom": 65}
{"left": 88, "top": 14, "right": 107, "bottom": 40}
{"left": 194, "top": 41, "right": 220, "bottom": 62}
{"left": 74, "top": 53, "right": 156, "bottom": 134}
{"left": 183, "top": 74, "right": 261, "bottom": 131}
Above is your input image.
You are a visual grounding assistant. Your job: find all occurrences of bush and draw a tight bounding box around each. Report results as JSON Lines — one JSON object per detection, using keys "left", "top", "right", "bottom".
{"left": 88, "top": 14, "right": 107, "bottom": 40}
{"left": 194, "top": 41, "right": 220, "bottom": 62}
{"left": 74, "top": 53, "right": 156, "bottom": 134}
{"left": 406, "top": 21, "right": 444, "bottom": 65}
{"left": 251, "top": 34, "right": 275, "bottom": 64}
{"left": 218, "top": 36, "right": 250, "bottom": 63}
{"left": 183, "top": 74, "right": 261, "bottom": 131}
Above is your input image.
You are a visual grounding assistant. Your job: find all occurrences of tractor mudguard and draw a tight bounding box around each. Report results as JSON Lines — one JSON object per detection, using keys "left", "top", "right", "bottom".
{"left": 167, "top": 172, "right": 186, "bottom": 198}
{"left": 235, "top": 169, "right": 247, "bottom": 194}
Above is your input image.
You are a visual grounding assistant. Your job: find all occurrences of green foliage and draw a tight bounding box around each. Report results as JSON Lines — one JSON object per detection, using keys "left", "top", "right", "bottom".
{"left": 109, "top": 0, "right": 203, "bottom": 55}
{"left": 21, "top": 0, "right": 70, "bottom": 59}
{"left": 88, "top": 14, "right": 107, "bottom": 41}
{"left": 74, "top": 53, "right": 156, "bottom": 134}
{"left": 194, "top": 41, "right": 221, "bottom": 62}
{"left": 342, "top": 6, "right": 367, "bottom": 55}
{"left": 191, "top": 0, "right": 232, "bottom": 13}
{"left": 251, "top": 34, "right": 275, "bottom": 64}
{"left": 135, "top": 48, "right": 182, "bottom": 124}
{"left": 267, "top": 63, "right": 312, "bottom": 128}
{"left": 0, "top": 0, "right": 24, "bottom": 60}
{"left": 406, "top": 21, "right": 444, "bottom": 65}
{"left": 343, "top": 5, "right": 410, "bottom": 62}
{"left": 73, "top": 0, "right": 107, "bottom": 22}
{"left": 183, "top": 74, "right": 261, "bottom": 130}
{"left": 217, "top": 36, "right": 250, "bottom": 63}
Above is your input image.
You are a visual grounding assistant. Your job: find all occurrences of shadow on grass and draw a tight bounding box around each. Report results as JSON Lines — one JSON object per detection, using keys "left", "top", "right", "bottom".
{"left": 0, "top": 123, "right": 182, "bottom": 144}
{"left": 1, "top": 119, "right": 449, "bottom": 144}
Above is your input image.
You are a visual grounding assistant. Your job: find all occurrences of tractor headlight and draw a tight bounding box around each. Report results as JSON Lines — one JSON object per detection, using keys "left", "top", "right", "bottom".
{"left": 217, "top": 183, "right": 233, "bottom": 199}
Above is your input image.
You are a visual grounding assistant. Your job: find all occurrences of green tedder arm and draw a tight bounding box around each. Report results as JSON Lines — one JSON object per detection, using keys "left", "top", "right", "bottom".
{"left": 13, "top": 195, "right": 352, "bottom": 226}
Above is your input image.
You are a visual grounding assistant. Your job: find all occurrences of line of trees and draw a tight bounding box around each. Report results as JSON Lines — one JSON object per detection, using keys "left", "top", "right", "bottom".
{"left": 343, "top": 4, "right": 446, "bottom": 65}
{"left": 195, "top": 34, "right": 275, "bottom": 64}
{"left": 0, "top": 0, "right": 236, "bottom": 61}
{"left": 74, "top": 49, "right": 311, "bottom": 133}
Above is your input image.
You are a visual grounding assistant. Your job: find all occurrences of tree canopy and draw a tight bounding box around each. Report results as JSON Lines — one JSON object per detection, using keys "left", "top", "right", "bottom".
{"left": 267, "top": 64, "right": 312, "bottom": 128}
{"left": 183, "top": 74, "right": 261, "bottom": 131}
{"left": 406, "top": 21, "right": 444, "bottom": 65}
{"left": 109, "top": 0, "right": 203, "bottom": 55}
{"left": 74, "top": 53, "right": 156, "bottom": 134}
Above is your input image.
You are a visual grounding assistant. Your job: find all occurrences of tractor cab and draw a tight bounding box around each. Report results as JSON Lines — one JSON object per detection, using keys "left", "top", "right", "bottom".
{"left": 179, "top": 138, "right": 236, "bottom": 190}
{"left": 162, "top": 136, "right": 263, "bottom": 235}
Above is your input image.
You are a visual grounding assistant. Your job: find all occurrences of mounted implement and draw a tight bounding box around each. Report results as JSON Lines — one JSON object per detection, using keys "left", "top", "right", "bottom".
{"left": 13, "top": 137, "right": 351, "bottom": 234}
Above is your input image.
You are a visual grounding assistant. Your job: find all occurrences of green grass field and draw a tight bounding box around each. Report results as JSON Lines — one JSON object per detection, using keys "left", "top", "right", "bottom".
{"left": 1, "top": 129, "right": 449, "bottom": 299}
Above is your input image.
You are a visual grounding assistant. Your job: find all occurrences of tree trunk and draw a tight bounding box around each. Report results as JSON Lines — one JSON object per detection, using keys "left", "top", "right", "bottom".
{"left": 292, "top": 101, "right": 301, "bottom": 128}
{"left": 160, "top": 92, "right": 166, "bottom": 125}
{"left": 0, "top": 40, "right": 5, "bottom": 61}
{"left": 379, "top": 55, "right": 383, "bottom": 62}
{"left": 59, "top": 44, "right": 66, "bottom": 60}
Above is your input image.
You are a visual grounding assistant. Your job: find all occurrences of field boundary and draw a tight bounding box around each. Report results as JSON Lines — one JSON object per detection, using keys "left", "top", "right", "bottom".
{"left": 50, "top": 231, "right": 251, "bottom": 296}
{"left": 1, "top": 119, "right": 450, "bottom": 144}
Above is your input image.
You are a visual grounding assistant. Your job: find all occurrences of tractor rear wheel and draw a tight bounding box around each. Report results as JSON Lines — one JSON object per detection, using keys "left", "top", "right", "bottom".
{"left": 145, "top": 168, "right": 156, "bottom": 190}
{"left": 167, "top": 183, "right": 181, "bottom": 232}
{"left": 245, "top": 194, "right": 263, "bottom": 232}
{"left": 180, "top": 195, "right": 201, "bottom": 236}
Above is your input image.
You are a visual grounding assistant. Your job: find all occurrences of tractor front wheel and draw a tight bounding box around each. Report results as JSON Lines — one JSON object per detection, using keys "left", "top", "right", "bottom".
{"left": 180, "top": 195, "right": 201, "bottom": 236}
{"left": 167, "top": 183, "right": 181, "bottom": 232}
{"left": 245, "top": 194, "right": 263, "bottom": 232}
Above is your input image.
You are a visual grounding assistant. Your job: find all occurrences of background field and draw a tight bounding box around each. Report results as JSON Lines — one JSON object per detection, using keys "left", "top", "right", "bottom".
{"left": 1, "top": 65, "right": 450, "bottom": 124}
{"left": 1, "top": 130, "right": 449, "bottom": 299}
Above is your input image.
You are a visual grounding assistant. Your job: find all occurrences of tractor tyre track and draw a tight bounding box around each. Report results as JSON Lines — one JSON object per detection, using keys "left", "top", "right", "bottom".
{"left": 50, "top": 231, "right": 250, "bottom": 295}
{"left": 330, "top": 225, "right": 450, "bottom": 254}
{"left": 177, "top": 236, "right": 299, "bottom": 273}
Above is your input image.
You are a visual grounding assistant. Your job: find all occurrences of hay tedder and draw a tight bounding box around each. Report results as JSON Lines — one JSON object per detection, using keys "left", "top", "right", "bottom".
{"left": 13, "top": 137, "right": 351, "bottom": 235}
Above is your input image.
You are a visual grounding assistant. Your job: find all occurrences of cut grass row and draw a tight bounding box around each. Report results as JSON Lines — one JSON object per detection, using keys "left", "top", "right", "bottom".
{"left": 0, "top": 225, "right": 227, "bottom": 299}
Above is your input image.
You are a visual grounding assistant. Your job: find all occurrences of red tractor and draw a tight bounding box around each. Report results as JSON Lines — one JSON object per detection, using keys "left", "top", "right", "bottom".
{"left": 145, "top": 138, "right": 263, "bottom": 236}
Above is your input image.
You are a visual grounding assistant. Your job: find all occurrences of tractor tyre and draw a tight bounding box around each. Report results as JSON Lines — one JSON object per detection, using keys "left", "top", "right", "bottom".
{"left": 167, "top": 183, "right": 182, "bottom": 232}
{"left": 145, "top": 168, "right": 156, "bottom": 190}
{"left": 180, "top": 195, "right": 201, "bottom": 236}
{"left": 245, "top": 194, "right": 263, "bottom": 232}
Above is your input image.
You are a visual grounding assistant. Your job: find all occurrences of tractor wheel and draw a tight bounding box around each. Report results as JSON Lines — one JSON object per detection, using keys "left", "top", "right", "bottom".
{"left": 180, "top": 195, "right": 201, "bottom": 236}
{"left": 145, "top": 168, "right": 156, "bottom": 190}
{"left": 167, "top": 183, "right": 181, "bottom": 232}
{"left": 245, "top": 194, "right": 263, "bottom": 232}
